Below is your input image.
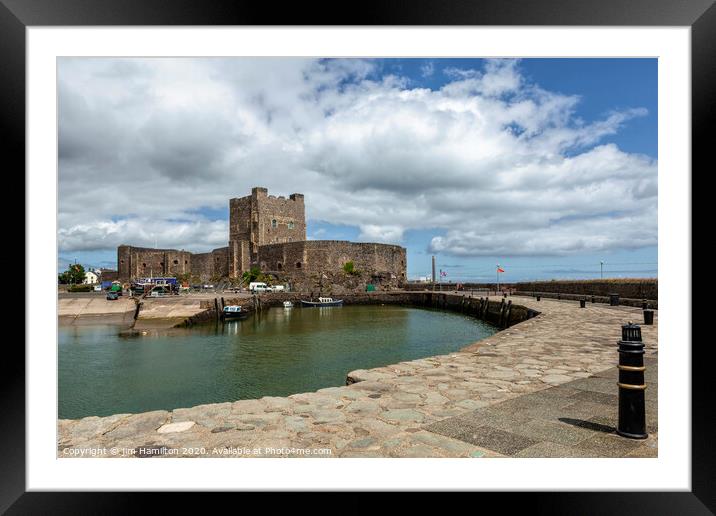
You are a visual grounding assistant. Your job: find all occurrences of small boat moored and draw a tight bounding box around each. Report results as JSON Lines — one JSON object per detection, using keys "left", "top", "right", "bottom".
{"left": 283, "top": 301, "right": 294, "bottom": 308}
{"left": 300, "top": 297, "right": 344, "bottom": 307}
{"left": 223, "top": 305, "right": 248, "bottom": 319}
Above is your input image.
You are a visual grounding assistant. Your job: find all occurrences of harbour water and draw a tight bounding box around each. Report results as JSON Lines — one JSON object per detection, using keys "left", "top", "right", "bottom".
{"left": 58, "top": 305, "right": 497, "bottom": 419}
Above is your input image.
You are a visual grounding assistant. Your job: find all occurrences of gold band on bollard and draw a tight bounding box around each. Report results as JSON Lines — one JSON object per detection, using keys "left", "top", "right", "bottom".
{"left": 618, "top": 365, "right": 646, "bottom": 372}
{"left": 617, "top": 382, "right": 647, "bottom": 390}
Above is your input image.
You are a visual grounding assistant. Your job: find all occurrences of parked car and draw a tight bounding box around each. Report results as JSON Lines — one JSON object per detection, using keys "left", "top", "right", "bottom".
{"left": 106, "top": 291, "right": 119, "bottom": 301}
{"left": 249, "top": 282, "right": 269, "bottom": 293}
{"left": 93, "top": 285, "right": 102, "bottom": 292}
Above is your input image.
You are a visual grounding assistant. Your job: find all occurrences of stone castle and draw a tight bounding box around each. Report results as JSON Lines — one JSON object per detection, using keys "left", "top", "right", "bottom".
{"left": 117, "top": 187, "right": 407, "bottom": 292}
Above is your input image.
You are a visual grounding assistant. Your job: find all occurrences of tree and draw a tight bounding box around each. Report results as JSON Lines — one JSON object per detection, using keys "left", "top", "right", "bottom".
{"left": 58, "top": 263, "right": 86, "bottom": 285}
{"left": 241, "top": 266, "right": 262, "bottom": 284}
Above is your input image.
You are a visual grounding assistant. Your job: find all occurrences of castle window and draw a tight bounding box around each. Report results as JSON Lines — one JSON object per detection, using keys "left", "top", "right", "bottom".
{"left": 295, "top": 262, "right": 302, "bottom": 269}
{"left": 277, "top": 262, "right": 283, "bottom": 270}
{"left": 184, "top": 260, "right": 188, "bottom": 265}
{"left": 288, "top": 221, "right": 294, "bottom": 229}
{"left": 272, "top": 219, "right": 277, "bottom": 228}
{"left": 173, "top": 259, "right": 178, "bottom": 265}
{"left": 142, "top": 263, "right": 147, "bottom": 268}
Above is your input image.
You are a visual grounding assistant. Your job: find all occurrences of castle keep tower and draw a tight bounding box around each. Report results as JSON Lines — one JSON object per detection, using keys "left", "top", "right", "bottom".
{"left": 228, "top": 187, "right": 306, "bottom": 277}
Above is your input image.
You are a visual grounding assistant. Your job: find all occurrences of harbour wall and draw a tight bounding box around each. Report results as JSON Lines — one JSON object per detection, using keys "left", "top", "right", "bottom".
{"left": 179, "top": 291, "right": 539, "bottom": 330}
{"left": 405, "top": 279, "right": 657, "bottom": 305}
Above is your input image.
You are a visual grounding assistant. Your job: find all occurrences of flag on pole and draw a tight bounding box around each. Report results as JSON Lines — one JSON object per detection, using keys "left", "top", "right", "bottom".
{"left": 497, "top": 265, "right": 505, "bottom": 273}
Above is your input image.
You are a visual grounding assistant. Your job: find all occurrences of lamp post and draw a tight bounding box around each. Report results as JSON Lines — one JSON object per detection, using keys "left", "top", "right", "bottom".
{"left": 600, "top": 261, "right": 604, "bottom": 279}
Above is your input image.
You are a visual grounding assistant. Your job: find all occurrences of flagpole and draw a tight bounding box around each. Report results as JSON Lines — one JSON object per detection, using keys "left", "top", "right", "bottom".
{"left": 496, "top": 265, "right": 499, "bottom": 295}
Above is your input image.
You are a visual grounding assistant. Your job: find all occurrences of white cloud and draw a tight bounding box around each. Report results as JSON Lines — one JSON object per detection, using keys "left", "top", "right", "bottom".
{"left": 58, "top": 58, "right": 656, "bottom": 257}
{"left": 420, "top": 61, "right": 435, "bottom": 78}
{"left": 358, "top": 225, "right": 405, "bottom": 243}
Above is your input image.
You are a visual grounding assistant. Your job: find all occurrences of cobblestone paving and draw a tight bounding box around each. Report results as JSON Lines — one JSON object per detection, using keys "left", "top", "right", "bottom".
{"left": 57, "top": 295, "right": 658, "bottom": 458}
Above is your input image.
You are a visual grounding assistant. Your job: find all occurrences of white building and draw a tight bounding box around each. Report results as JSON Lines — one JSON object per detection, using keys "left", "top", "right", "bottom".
{"left": 83, "top": 270, "right": 99, "bottom": 285}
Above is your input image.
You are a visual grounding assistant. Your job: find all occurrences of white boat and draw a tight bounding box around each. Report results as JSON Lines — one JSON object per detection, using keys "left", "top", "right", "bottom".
{"left": 223, "top": 305, "right": 248, "bottom": 320}
{"left": 283, "top": 301, "right": 294, "bottom": 308}
{"left": 300, "top": 297, "right": 344, "bottom": 307}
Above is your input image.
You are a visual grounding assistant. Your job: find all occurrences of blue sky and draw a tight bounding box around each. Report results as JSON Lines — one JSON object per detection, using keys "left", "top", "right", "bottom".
{"left": 58, "top": 58, "right": 657, "bottom": 281}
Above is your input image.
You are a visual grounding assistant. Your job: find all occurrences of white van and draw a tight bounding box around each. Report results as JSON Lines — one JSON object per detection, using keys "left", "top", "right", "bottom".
{"left": 249, "top": 282, "right": 269, "bottom": 293}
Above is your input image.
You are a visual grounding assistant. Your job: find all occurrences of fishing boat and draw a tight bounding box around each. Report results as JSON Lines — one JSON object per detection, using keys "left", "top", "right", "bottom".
{"left": 283, "top": 301, "right": 294, "bottom": 308}
{"left": 222, "top": 305, "right": 248, "bottom": 320}
{"left": 300, "top": 297, "right": 343, "bottom": 307}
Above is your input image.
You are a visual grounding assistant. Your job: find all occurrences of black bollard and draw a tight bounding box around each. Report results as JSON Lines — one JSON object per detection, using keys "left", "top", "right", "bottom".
{"left": 580, "top": 299, "right": 586, "bottom": 308}
{"left": 591, "top": 295, "right": 595, "bottom": 303}
{"left": 643, "top": 309, "right": 654, "bottom": 325}
{"left": 609, "top": 293, "right": 620, "bottom": 306}
{"left": 617, "top": 323, "right": 648, "bottom": 439}
{"left": 557, "top": 293, "right": 561, "bottom": 300}
{"left": 536, "top": 295, "right": 541, "bottom": 301}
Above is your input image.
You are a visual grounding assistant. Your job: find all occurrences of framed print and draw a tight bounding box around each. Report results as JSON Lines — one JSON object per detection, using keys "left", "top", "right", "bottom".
{"left": 3, "top": 0, "right": 711, "bottom": 511}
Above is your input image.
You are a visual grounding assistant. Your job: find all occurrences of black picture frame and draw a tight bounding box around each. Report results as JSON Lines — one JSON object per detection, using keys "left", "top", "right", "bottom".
{"left": 3, "top": 0, "right": 709, "bottom": 511}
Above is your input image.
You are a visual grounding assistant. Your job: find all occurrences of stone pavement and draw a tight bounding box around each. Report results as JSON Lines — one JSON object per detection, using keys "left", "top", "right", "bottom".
{"left": 57, "top": 295, "right": 658, "bottom": 458}
{"left": 425, "top": 357, "right": 657, "bottom": 457}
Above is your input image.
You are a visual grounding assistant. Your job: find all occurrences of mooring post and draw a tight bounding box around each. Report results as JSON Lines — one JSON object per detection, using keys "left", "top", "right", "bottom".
{"left": 504, "top": 300, "right": 512, "bottom": 328}
{"left": 643, "top": 308, "right": 654, "bottom": 325}
{"left": 617, "top": 323, "right": 648, "bottom": 439}
{"left": 580, "top": 298, "right": 586, "bottom": 308}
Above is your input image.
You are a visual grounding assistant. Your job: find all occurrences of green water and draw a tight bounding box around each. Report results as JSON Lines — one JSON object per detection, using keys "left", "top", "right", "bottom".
{"left": 58, "top": 305, "right": 496, "bottom": 419}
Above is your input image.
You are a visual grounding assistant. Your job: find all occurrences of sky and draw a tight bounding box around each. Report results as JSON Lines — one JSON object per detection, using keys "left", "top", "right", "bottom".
{"left": 58, "top": 58, "right": 657, "bottom": 282}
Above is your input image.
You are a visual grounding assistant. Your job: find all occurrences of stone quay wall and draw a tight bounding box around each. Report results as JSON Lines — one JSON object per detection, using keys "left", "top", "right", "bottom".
{"left": 515, "top": 279, "right": 657, "bottom": 301}
{"left": 406, "top": 279, "right": 657, "bottom": 303}
{"left": 180, "top": 291, "right": 536, "bottom": 330}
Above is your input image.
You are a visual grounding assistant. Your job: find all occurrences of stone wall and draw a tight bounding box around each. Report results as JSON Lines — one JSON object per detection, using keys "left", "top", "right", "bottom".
{"left": 258, "top": 240, "right": 407, "bottom": 293}
{"left": 515, "top": 279, "right": 657, "bottom": 300}
{"left": 117, "top": 245, "right": 192, "bottom": 280}
{"left": 211, "top": 246, "right": 229, "bottom": 279}
{"left": 118, "top": 245, "right": 228, "bottom": 283}
{"left": 405, "top": 279, "right": 658, "bottom": 302}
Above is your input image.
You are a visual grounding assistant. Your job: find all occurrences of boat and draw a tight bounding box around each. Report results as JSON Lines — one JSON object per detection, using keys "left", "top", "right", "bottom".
{"left": 283, "top": 301, "right": 294, "bottom": 308}
{"left": 300, "top": 297, "right": 344, "bottom": 307}
{"left": 222, "top": 305, "right": 249, "bottom": 320}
